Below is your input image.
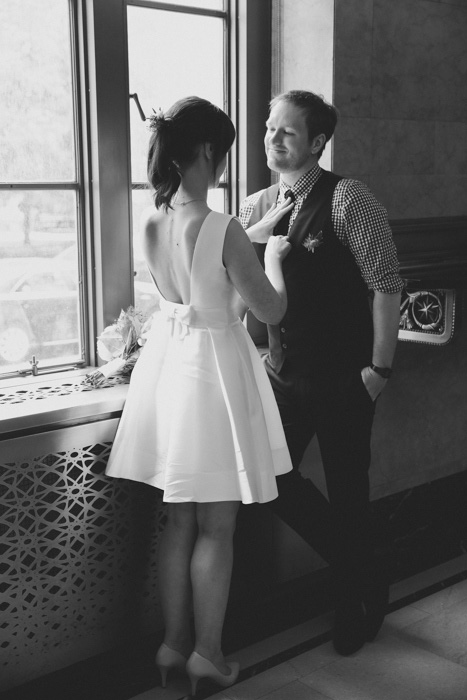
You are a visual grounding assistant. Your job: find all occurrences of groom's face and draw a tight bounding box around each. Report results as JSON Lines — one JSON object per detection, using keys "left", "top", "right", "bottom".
{"left": 264, "top": 101, "right": 315, "bottom": 177}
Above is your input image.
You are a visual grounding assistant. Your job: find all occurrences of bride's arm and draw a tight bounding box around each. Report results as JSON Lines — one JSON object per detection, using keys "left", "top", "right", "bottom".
{"left": 223, "top": 219, "right": 290, "bottom": 325}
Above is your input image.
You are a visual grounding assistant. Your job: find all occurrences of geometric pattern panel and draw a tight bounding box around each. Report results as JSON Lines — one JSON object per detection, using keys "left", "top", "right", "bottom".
{"left": 0, "top": 375, "right": 128, "bottom": 406}
{"left": 0, "top": 444, "right": 166, "bottom": 691}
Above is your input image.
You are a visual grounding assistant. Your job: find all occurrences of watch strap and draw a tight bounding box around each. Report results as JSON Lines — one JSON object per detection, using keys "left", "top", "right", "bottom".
{"left": 370, "top": 364, "right": 392, "bottom": 379}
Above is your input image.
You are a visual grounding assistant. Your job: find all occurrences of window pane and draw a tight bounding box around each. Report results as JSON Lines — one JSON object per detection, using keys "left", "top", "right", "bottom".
{"left": 0, "top": 0, "right": 75, "bottom": 182}
{"left": 127, "top": 6, "right": 225, "bottom": 183}
{"left": 0, "top": 190, "right": 82, "bottom": 371}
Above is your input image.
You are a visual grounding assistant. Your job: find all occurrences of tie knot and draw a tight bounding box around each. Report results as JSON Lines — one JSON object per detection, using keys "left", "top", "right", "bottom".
{"left": 284, "top": 189, "right": 295, "bottom": 203}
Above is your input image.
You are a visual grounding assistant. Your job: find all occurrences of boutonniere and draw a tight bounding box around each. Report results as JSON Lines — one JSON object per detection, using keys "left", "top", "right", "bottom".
{"left": 302, "top": 230, "right": 324, "bottom": 253}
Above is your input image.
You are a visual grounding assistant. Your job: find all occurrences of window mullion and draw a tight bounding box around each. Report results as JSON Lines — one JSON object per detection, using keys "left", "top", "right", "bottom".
{"left": 87, "top": 0, "right": 134, "bottom": 337}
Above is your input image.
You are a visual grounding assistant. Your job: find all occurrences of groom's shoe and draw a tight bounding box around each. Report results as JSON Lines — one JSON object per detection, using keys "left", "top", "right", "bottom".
{"left": 363, "top": 579, "right": 389, "bottom": 642}
{"left": 332, "top": 599, "right": 366, "bottom": 656}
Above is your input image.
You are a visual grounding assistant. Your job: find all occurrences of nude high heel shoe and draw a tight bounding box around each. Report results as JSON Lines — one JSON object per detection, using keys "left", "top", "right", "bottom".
{"left": 186, "top": 651, "right": 239, "bottom": 695}
{"left": 155, "top": 643, "right": 188, "bottom": 688}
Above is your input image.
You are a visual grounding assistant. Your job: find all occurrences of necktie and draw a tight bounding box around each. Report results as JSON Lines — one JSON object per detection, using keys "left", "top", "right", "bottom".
{"left": 274, "top": 189, "right": 295, "bottom": 238}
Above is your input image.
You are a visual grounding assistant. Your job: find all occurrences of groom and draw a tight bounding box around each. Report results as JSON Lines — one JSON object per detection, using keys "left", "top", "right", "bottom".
{"left": 240, "top": 90, "right": 403, "bottom": 655}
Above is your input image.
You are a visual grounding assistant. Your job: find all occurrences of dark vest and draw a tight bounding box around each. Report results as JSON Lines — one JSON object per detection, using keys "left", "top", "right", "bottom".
{"left": 248, "top": 170, "right": 373, "bottom": 375}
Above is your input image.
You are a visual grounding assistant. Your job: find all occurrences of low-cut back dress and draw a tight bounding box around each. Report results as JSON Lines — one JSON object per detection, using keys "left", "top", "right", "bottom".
{"left": 105, "top": 211, "right": 292, "bottom": 503}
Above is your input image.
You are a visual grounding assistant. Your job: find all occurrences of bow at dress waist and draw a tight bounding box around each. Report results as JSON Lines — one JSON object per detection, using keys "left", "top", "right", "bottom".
{"left": 159, "top": 298, "right": 239, "bottom": 339}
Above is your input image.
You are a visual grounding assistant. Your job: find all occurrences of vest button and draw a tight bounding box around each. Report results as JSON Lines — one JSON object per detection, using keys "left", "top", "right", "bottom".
{"left": 282, "top": 343, "right": 287, "bottom": 349}
{"left": 280, "top": 327, "right": 286, "bottom": 333}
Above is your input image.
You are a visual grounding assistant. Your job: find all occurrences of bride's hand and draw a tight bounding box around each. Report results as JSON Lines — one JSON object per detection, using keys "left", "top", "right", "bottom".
{"left": 246, "top": 197, "right": 294, "bottom": 244}
{"left": 265, "top": 234, "right": 291, "bottom": 262}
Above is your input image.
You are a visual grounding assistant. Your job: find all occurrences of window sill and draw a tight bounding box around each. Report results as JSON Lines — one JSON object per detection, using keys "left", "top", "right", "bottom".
{"left": 0, "top": 368, "right": 128, "bottom": 441}
{"left": 0, "top": 345, "right": 268, "bottom": 442}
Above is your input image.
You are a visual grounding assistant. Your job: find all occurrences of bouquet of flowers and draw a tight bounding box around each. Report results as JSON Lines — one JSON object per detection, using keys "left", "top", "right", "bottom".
{"left": 84, "top": 306, "right": 149, "bottom": 387}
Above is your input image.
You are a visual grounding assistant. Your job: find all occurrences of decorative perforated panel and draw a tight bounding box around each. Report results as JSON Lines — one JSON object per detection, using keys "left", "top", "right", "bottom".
{"left": 0, "top": 443, "right": 166, "bottom": 692}
{"left": 0, "top": 375, "right": 127, "bottom": 406}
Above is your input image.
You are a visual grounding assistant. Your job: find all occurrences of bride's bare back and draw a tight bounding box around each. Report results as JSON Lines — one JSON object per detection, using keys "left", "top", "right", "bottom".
{"left": 141, "top": 202, "right": 210, "bottom": 304}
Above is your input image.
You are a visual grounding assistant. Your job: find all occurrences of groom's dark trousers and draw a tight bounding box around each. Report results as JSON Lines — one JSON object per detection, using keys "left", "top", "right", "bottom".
{"left": 265, "top": 358, "right": 378, "bottom": 604}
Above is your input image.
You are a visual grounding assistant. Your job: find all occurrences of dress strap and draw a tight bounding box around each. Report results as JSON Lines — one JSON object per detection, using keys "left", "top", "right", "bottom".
{"left": 190, "top": 211, "right": 235, "bottom": 306}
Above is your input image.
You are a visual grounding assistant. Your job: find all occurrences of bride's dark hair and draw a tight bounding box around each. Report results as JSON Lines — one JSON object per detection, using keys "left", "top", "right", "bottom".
{"left": 147, "top": 96, "right": 235, "bottom": 211}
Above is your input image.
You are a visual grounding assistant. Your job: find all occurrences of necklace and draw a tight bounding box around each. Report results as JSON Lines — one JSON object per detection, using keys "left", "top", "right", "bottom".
{"left": 174, "top": 197, "right": 206, "bottom": 206}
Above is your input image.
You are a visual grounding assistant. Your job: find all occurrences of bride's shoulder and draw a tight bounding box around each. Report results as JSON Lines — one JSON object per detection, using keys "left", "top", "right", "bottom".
{"left": 140, "top": 206, "right": 171, "bottom": 243}
{"left": 140, "top": 205, "right": 162, "bottom": 230}
{"left": 139, "top": 207, "right": 169, "bottom": 259}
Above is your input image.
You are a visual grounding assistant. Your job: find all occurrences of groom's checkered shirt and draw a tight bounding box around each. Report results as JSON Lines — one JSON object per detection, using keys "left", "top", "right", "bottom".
{"left": 239, "top": 165, "right": 404, "bottom": 295}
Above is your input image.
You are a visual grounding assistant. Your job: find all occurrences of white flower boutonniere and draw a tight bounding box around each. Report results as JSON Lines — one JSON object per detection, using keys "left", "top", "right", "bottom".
{"left": 303, "top": 230, "right": 324, "bottom": 253}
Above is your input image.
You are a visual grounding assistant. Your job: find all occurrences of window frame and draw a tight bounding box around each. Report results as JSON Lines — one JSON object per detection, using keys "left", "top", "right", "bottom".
{"left": 0, "top": 0, "right": 88, "bottom": 379}
{"left": 0, "top": 0, "right": 273, "bottom": 382}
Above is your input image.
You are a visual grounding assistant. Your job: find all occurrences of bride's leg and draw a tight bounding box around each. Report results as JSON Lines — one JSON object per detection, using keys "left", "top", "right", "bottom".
{"left": 191, "top": 501, "right": 240, "bottom": 672}
{"left": 158, "top": 502, "right": 197, "bottom": 655}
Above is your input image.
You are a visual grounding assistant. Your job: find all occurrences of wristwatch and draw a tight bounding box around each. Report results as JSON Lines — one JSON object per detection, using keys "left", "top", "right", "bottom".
{"left": 370, "top": 364, "right": 392, "bottom": 379}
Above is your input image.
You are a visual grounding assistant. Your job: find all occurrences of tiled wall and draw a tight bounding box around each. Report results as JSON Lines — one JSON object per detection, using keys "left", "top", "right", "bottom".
{"left": 333, "top": 0, "right": 467, "bottom": 219}
{"left": 281, "top": 0, "right": 467, "bottom": 219}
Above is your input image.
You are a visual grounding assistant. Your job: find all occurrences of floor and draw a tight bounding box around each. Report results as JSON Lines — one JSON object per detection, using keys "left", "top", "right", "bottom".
{"left": 135, "top": 555, "right": 467, "bottom": 700}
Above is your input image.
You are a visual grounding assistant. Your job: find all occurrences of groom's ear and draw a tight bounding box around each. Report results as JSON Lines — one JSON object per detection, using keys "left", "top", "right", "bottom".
{"left": 311, "top": 133, "right": 326, "bottom": 154}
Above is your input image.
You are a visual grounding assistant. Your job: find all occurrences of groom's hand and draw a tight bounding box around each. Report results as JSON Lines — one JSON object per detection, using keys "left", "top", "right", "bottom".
{"left": 361, "top": 366, "right": 387, "bottom": 401}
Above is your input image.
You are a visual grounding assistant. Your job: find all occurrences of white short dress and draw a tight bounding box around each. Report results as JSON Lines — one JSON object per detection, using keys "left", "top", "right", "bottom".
{"left": 105, "top": 211, "right": 292, "bottom": 503}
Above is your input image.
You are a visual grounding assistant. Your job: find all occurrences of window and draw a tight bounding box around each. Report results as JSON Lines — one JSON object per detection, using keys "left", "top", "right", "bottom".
{"left": 0, "top": 0, "right": 271, "bottom": 380}
{"left": 0, "top": 0, "right": 85, "bottom": 376}
{"left": 126, "top": 0, "right": 230, "bottom": 314}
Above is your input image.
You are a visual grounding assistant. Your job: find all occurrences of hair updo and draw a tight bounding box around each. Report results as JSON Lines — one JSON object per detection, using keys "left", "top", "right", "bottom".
{"left": 147, "top": 96, "right": 236, "bottom": 210}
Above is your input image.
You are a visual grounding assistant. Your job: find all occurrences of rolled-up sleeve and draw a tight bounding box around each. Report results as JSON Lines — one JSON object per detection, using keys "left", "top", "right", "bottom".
{"left": 333, "top": 179, "right": 404, "bottom": 294}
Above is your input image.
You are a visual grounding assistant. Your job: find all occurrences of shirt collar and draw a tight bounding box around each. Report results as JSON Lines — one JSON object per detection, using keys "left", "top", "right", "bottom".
{"left": 279, "top": 164, "right": 322, "bottom": 201}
